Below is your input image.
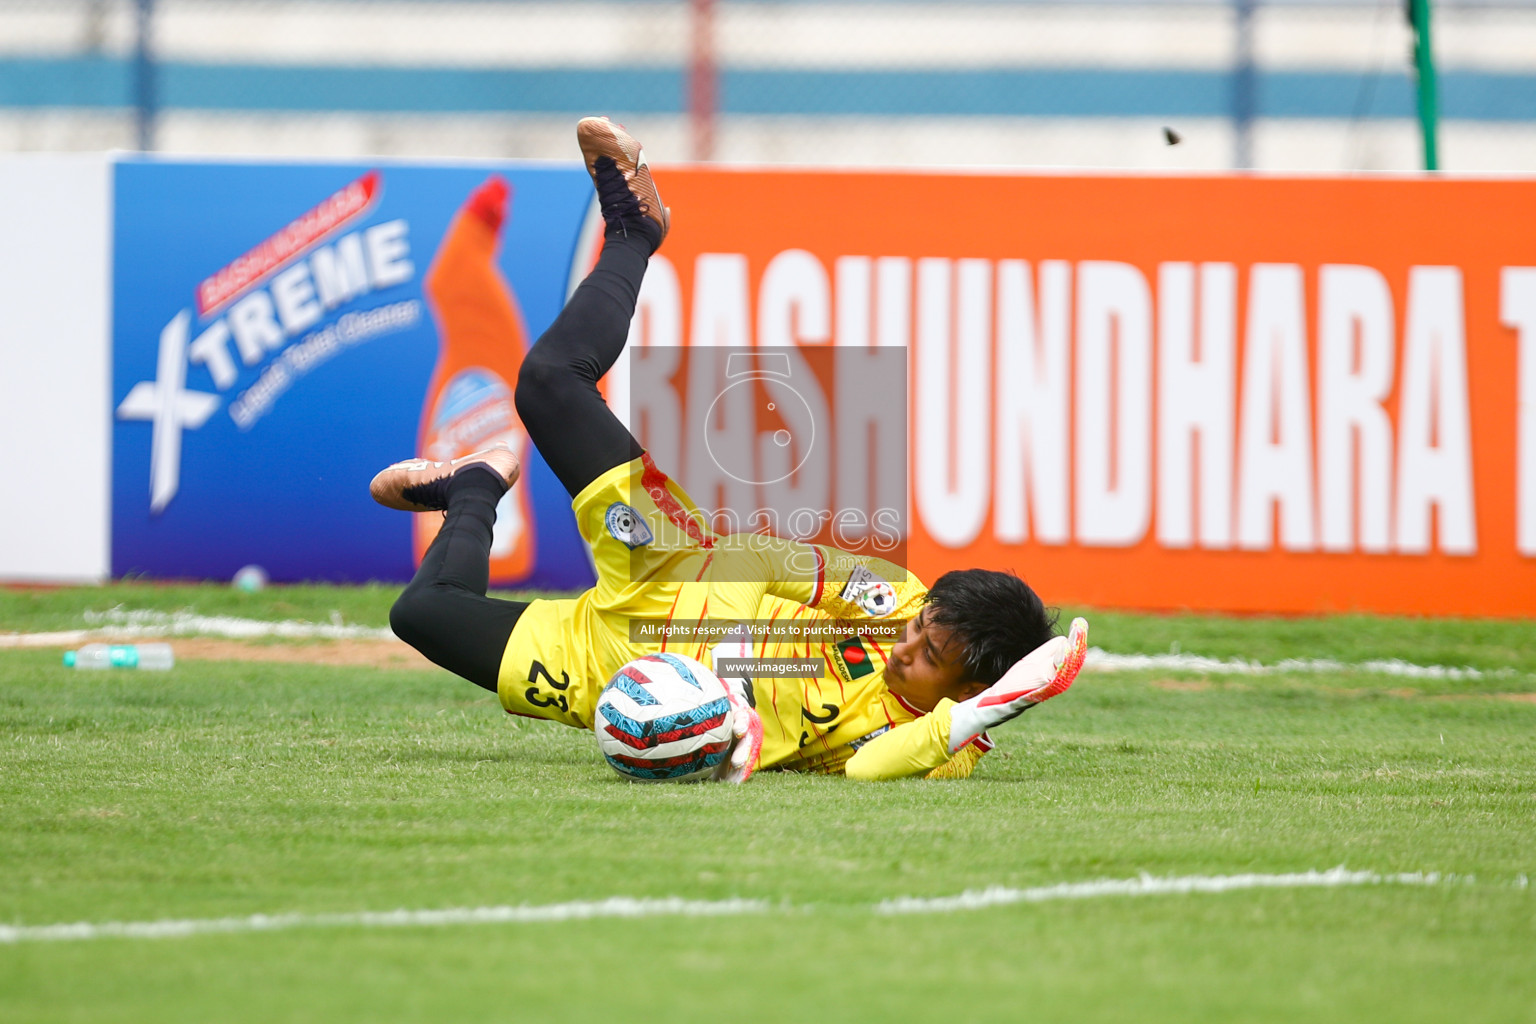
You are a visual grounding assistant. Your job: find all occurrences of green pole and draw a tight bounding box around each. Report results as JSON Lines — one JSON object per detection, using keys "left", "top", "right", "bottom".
{"left": 1409, "top": 0, "right": 1440, "bottom": 170}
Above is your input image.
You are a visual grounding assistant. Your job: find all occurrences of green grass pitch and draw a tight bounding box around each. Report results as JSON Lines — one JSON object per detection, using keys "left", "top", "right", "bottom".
{"left": 2, "top": 584, "right": 1533, "bottom": 1023}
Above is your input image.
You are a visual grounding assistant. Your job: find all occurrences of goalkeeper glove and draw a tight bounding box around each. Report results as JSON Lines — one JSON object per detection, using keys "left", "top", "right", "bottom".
{"left": 947, "top": 616, "right": 1089, "bottom": 754}
{"left": 710, "top": 632, "right": 765, "bottom": 784}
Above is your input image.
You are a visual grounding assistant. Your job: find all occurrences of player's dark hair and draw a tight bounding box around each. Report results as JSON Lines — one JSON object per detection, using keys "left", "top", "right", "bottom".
{"left": 924, "top": 569, "right": 1060, "bottom": 686}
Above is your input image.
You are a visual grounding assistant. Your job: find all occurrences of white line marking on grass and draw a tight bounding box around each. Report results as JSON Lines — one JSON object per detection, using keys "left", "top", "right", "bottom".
{"left": 0, "top": 612, "right": 1515, "bottom": 682}
{"left": 0, "top": 897, "right": 770, "bottom": 944}
{"left": 0, "top": 870, "right": 1463, "bottom": 944}
{"left": 0, "top": 616, "right": 1510, "bottom": 682}
{"left": 876, "top": 867, "right": 1446, "bottom": 914}
{"left": 1085, "top": 649, "right": 1511, "bottom": 681}
{"left": 0, "top": 608, "right": 395, "bottom": 648}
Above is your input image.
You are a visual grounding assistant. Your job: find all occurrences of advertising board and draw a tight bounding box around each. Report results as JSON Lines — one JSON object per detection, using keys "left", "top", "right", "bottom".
{"left": 629, "top": 169, "right": 1536, "bottom": 616}
{"left": 112, "top": 160, "right": 1536, "bottom": 615}
{"left": 112, "top": 158, "right": 599, "bottom": 588}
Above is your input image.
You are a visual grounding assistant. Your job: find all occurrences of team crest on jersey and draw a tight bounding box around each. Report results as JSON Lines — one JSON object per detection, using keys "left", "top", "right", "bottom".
{"left": 839, "top": 565, "right": 898, "bottom": 618}
{"left": 605, "top": 502, "right": 654, "bottom": 549}
{"left": 831, "top": 635, "right": 876, "bottom": 682}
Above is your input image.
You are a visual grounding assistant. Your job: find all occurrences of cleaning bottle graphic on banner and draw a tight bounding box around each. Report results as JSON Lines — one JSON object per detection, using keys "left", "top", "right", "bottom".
{"left": 417, "top": 176, "right": 535, "bottom": 581}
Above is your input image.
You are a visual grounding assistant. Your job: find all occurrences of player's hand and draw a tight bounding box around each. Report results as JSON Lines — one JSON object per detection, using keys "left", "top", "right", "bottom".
{"left": 947, "top": 617, "right": 1089, "bottom": 753}
{"left": 709, "top": 630, "right": 764, "bottom": 784}
{"left": 714, "top": 679, "right": 763, "bottom": 784}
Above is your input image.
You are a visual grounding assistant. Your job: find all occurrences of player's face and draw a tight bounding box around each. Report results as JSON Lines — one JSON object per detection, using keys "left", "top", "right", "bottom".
{"left": 884, "top": 607, "right": 986, "bottom": 712}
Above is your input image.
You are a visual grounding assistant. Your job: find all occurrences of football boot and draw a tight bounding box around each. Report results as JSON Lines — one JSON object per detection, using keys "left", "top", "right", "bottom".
{"left": 369, "top": 445, "right": 521, "bottom": 512}
{"left": 576, "top": 115, "right": 670, "bottom": 245}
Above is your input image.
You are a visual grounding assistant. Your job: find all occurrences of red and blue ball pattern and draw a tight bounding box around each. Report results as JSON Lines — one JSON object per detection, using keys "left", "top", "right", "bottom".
{"left": 594, "top": 653, "right": 735, "bottom": 782}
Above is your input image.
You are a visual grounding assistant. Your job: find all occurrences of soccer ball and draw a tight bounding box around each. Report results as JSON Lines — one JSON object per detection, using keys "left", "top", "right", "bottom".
{"left": 594, "top": 653, "right": 735, "bottom": 782}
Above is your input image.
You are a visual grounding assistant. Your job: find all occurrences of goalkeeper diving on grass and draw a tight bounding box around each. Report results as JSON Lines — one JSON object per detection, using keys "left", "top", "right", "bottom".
{"left": 370, "top": 117, "right": 1089, "bottom": 782}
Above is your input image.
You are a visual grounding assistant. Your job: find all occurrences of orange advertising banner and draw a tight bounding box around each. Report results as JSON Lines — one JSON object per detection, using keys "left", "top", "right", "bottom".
{"left": 618, "top": 168, "right": 1536, "bottom": 617}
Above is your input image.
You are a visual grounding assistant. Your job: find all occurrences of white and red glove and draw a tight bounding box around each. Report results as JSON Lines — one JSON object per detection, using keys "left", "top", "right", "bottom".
{"left": 947, "top": 617, "right": 1089, "bottom": 754}
{"left": 710, "top": 632, "right": 765, "bottom": 784}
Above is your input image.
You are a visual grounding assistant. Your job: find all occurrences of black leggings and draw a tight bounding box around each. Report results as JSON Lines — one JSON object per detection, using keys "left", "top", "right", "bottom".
{"left": 389, "top": 226, "right": 652, "bottom": 692}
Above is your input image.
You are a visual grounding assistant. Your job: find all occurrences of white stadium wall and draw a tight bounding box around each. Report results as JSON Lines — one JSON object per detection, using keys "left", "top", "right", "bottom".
{"left": 0, "top": 155, "right": 112, "bottom": 583}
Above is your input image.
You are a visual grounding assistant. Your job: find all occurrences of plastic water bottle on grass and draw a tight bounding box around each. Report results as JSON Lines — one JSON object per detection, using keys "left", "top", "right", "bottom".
{"left": 63, "top": 643, "right": 175, "bottom": 670}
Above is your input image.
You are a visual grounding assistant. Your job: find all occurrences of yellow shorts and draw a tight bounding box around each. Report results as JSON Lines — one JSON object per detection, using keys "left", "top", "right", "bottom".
{"left": 496, "top": 454, "right": 771, "bottom": 728}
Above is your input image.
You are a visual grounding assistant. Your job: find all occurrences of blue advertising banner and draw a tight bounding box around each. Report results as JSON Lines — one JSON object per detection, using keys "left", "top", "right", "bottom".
{"left": 112, "top": 157, "right": 600, "bottom": 588}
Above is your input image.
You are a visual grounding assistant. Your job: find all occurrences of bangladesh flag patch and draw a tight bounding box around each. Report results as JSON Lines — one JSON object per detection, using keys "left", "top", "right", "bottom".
{"left": 835, "top": 636, "right": 875, "bottom": 680}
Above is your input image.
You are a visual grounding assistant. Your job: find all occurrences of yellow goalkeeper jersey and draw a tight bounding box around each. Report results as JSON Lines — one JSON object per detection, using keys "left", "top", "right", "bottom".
{"left": 495, "top": 454, "right": 989, "bottom": 780}
{"left": 735, "top": 559, "right": 992, "bottom": 778}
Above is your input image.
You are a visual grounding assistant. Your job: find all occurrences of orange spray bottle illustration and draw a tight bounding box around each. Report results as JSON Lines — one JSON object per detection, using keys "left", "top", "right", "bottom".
{"left": 417, "top": 176, "right": 535, "bottom": 580}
